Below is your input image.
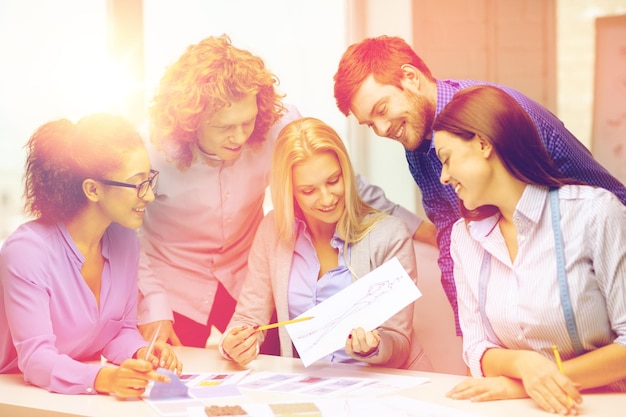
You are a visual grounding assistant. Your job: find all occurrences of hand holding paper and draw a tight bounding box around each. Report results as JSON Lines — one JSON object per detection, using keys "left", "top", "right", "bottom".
{"left": 285, "top": 257, "right": 421, "bottom": 367}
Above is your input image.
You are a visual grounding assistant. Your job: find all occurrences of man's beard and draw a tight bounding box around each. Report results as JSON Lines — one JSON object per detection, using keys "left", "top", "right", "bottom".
{"left": 404, "top": 91, "right": 436, "bottom": 151}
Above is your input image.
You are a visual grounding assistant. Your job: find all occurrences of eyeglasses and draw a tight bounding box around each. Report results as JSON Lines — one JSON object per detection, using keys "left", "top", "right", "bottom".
{"left": 97, "top": 169, "right": 159, "bottom": 199}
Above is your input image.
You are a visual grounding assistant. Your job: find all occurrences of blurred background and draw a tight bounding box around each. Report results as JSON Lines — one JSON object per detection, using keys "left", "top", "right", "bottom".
{"left": 1, "top": 0, "right": 625, "bottom": 242}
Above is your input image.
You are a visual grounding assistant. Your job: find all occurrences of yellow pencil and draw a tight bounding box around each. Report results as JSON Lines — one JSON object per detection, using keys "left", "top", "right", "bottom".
{"left": 256, "top": 316, "right": 314, "bottom": 331}
{"left": 551, "top": 344, "right": 565, "bottom": 373}
{"left": 552, "top": 344, "right": 572, "bottom": 405}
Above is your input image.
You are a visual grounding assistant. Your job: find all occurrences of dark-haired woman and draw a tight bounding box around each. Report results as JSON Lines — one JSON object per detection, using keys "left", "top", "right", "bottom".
{"left": 0, "top": 113, "right": 182, "bottom": 396}
{"left": 433, "top": 85, "right": 626, "bottom": 415}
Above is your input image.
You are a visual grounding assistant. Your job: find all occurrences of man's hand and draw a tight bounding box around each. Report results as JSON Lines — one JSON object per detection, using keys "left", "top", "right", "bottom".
{"left": 413, "top": 221, "right": 438, "bottom": 248}
{"left": 138, "top": 320, "right": 182, "bottom": 346}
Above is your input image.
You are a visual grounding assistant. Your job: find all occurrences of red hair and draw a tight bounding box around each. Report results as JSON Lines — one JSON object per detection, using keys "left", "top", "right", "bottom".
{"left": 333, "top": 35, "right": 433, "bottom": 116}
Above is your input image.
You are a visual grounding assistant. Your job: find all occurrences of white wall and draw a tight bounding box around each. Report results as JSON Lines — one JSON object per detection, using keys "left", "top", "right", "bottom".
{"left": 556, "top": 0, "right": 626, "bottom": 148}
{"left": 143, "top": 0, "right": 348, "bottom": 141}
{"left": 0, "top": 0, "right": 110, "bottom": 237}
{"left": 0, "top": 0, "right": 349, "bottom": 240}
{"left": 347, "top": 0, "right": 422, "bottom": 217}
{"left": 2, "top": 0, "right": 625, "bottom": 240}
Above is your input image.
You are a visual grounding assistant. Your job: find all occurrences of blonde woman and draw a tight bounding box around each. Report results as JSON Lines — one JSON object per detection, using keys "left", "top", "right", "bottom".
{"left": 220, "top": 117, "right": 431, "bottom": 371}
{"left": 137, "top": 35, "right": 423, "bottom": 353}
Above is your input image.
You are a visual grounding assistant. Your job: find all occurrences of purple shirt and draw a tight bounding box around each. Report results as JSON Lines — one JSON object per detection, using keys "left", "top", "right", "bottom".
{"left": 0, "top": 221, "right": 147, "bottom": 394}
{"left": 406, "top": 79, "right": 626, "bottom": 334}
{"left": 288, "top": 219, "right": 356, "bottom": 364}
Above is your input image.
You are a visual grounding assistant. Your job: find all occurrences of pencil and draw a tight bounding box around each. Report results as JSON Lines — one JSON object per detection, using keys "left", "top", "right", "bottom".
{"left": 552, "top": 343, "right": 572, "bottom": 405}
{"left": 551, "top": 344, "right": 565, "bottom": 373}
{"left": 256, "top": 316, "right": 314, "bottom": 331}
{"left": 144, "top": 322, "right": 162, "bottom": 361}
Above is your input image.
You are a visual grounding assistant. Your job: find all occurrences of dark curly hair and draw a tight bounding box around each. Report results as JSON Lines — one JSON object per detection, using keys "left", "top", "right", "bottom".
{"left": 24, "top": 113, "right": 144, "bottom": 223}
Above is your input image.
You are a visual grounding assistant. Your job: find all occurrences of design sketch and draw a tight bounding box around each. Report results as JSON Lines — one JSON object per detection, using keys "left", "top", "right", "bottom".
{"left": 286, "top": 257, "right": 422, "bottom": 367}
{"left": 293, "top": 275, "right": 404, "bottom": 349}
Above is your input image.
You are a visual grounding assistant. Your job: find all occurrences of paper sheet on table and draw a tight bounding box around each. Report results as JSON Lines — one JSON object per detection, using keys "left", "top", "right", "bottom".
{"left": 286, "top": 256, "right": 421, "bottom": 367}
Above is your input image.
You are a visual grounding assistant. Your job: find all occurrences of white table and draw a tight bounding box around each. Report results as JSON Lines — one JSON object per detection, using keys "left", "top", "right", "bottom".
{"left": 0, "top": 346, "right": 623, "bottom": 416}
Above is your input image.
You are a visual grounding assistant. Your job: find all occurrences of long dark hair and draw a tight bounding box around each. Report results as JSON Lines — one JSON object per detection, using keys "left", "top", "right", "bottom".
{"left": 433, "top": 85, "right": 583, "bottom": 221}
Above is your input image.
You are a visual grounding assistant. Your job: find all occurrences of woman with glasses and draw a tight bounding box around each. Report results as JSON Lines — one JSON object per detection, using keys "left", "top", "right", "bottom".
{"left": 0, "top": 113, "right": 182, "bottom": 396}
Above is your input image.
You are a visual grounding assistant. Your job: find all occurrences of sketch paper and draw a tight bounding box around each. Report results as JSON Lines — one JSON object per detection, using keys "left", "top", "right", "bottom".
{"left": 286, "top": 256, "right": 421, "bottom": 367}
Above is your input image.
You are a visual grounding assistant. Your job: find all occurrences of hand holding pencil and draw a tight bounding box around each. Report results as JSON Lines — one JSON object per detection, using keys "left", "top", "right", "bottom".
{"left": 540, "top": 344, "right": 582, "bottom": 415}
{"left": 137, "top": 323, "right": 183, "bottom": 374}
{"left": 254, "top": 316, "right": 313, "bottom": 331}
{"left": 221, "top": 324, "right": 262, "bottom": 367}
{"left": 92, "top": 325, "right": 182, "bottom": 398}
{"left": 222, "top": 317, "right": 313, "bottom": 367}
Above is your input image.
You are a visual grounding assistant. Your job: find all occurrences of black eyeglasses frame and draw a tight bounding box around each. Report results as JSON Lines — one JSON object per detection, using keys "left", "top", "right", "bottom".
{"left": 97, "top": 169, "right": 159, "bottom": 199}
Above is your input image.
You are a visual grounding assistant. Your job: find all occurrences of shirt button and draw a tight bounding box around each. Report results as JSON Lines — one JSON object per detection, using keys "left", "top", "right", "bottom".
{"left": 225, "top": 193, "right": 231, "bottom": 199}
{"left": 226, "top": 218, "right": 232, "bottom": 223}
{"left": 519, "top": 235, "right": 526, "bottom": 242}
{"left": 86, "top": 387, "right": 93, "bottom": 393}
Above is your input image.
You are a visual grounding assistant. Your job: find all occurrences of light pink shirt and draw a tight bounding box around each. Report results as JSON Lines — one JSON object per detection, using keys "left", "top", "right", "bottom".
{"left": 137, "top": 104, "right": 424, "bottom": 326}
{"left": 289, "top": 219, "right": 355, "bottom": 363}
{"left": 137, "top": 105, "right": 303, "bottom": 324}
{"left": 451, "top": 185, "right": 626, "bottom": 391}
{"left": 0, "top": 221, "right": 147, "bottom": 394}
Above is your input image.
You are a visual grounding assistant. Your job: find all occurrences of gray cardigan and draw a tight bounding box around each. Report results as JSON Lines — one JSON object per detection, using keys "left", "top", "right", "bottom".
{"left": 223, "top": 211, "right": 432, "bottom": 370}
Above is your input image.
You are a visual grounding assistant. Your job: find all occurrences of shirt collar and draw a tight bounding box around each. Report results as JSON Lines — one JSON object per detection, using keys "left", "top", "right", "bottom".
{"left": 467, "top": 214, "right": 500, "bottom": 242}
{"left": 466, "top": 184, "right": 549, "bottom": 241}
{"left": 56, "top": 222, "right": 111, "bottom": 264}
{"left": 515, "top": 184, "right": 549, "bottom": 224}
{"left": 195, "top": 145, "right": 238, "bottom": 167}
{"left": 294, "top": 217, "right": 344, "bottom": 247}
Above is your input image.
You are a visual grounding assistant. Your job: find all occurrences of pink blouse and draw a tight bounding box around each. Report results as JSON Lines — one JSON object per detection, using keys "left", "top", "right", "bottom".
{"left": 0, "top": 221, "right": 147, "bottom": 394}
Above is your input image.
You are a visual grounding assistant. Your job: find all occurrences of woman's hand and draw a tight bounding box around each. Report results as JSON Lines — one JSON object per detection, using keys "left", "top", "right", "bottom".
{"left": 138, "top": 320, "right": 182, "bottom": 346}
{"left": 516, "top": 351, "right": 582, "bottom": 415}
{"left": 447, "top": 376, "right": 528, "bottom": 402}
{"left": 345, "top": 327, "right": 381, "bottom": 358}
{"left": 94, "top": 358, "right": 171, "bottom": 398}
{"left": 221, "top": 326, "right": 259, "bottom": 367}
{"left": 136, "top": 341, "right": 183, "bottom": 375}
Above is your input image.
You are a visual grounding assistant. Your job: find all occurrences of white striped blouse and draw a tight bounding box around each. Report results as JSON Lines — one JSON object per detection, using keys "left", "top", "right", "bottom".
{"left": 451, "top": 184, "right": 626, "bottom": 391}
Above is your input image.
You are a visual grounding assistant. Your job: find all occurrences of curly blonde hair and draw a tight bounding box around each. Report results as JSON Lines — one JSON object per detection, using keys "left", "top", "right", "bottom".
{"left": 149, "top": 34, "right": 285, "bottom": 170}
